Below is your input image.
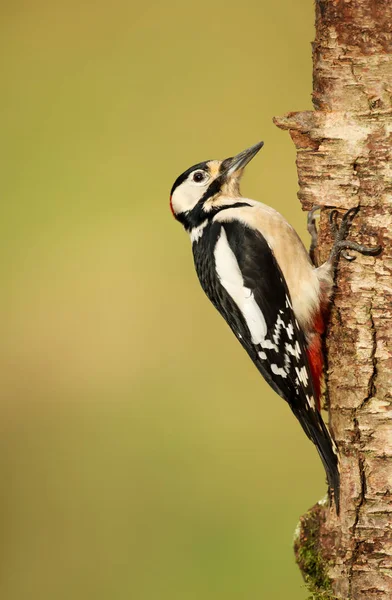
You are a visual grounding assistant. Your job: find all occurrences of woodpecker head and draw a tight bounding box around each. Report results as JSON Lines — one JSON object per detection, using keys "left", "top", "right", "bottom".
{"left": 170, "top": 141, "right": 264, "bottom": 230}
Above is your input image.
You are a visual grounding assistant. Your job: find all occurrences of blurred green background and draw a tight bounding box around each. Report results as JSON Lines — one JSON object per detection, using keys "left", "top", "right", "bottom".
{"left": 0, "top": 1, "right": 324, "bottom": 598}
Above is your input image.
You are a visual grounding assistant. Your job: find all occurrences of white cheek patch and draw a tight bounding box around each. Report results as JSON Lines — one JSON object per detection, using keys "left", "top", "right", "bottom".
{"left": 170, "top": 180, "right": 209, "bottom": 215}
{"left": 214, "top": 228, "right": 267, "bottom": 344}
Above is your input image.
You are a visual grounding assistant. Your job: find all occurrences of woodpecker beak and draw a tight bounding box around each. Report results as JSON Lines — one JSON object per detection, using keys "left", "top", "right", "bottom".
{"left": 223, "top": 141, "right": 264, "bottom": 178}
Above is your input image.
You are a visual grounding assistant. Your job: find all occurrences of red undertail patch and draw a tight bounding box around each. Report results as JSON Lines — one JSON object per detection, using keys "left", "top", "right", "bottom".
{"left": 306, "top": 308, "right": 327, "bottom": 412}
{"left": 306, "top": 334, "right": 323, "bottom": 411}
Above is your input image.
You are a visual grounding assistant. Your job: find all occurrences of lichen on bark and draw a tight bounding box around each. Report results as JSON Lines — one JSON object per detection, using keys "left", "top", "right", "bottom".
{"left": 274, "top": 1, "right": 392, "bottom": 598}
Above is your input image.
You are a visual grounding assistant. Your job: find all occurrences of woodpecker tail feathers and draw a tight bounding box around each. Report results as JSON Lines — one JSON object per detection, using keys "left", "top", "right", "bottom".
{"left": 291, "top": 404, "right": 340, "bottom": 514}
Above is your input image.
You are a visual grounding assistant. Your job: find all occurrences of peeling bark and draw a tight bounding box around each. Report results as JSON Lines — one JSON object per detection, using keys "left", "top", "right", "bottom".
{"left": 274, "top": 1, "right": 392, "bottom": 598}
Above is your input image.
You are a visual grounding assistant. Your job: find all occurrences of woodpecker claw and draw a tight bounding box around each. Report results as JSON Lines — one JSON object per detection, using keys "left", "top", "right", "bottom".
{"left": 328, "top": 209, "right": 339, "bottom": 237}
{"left": 328, "top": 206, "right": 381, "bottom": 265}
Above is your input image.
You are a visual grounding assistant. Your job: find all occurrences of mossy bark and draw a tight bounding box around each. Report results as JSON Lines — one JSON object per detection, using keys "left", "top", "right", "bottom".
{"left": 275, "top": 1, "right": 392, "bottom": 598}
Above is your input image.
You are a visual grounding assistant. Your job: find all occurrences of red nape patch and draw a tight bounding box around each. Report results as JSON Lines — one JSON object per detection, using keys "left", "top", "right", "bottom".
{"left": 306, "top": 334, "right": 323, "bottom": 411}
{"left": 169, "top": 195, "right": 175, "bottom": 217}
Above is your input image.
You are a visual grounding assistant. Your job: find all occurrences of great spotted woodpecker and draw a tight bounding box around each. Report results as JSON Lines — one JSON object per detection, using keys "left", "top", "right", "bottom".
{"left": 170, "top": 141, "right": 380, "bottom": 512}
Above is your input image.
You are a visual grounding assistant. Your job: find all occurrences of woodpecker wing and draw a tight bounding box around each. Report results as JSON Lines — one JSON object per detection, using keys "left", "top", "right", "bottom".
{"left": 193, "top": 219, "right": 339, "bottom": 509}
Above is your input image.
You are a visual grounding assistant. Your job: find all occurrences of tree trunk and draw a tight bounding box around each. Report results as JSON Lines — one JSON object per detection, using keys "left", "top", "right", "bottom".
{"left": 274, "top": 1, "right": 392, "bottom": 598}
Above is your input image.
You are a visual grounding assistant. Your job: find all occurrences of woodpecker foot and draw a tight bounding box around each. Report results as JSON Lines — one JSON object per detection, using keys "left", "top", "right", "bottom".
{"left": 307, "top": 205, "right": 321, "bottom": 265}
{"left": 328, "top": 206, "right": 381, "bottom": 265}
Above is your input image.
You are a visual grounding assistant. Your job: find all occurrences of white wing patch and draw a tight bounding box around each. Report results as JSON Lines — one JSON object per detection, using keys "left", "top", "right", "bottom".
{"left": 260, "top": 338, "right": 277, "bottom": 350}
{"left": 306, "top": 394, "right": 316, "bottom": 410}
{"left": 286, "top": 323, "right": 294, "bottom": 339}
{"left": 271, "top": 364, "right": 288, "bottom": 378}
{"left": 214, "top": 228, "right": 267, "bottom": 344}
{"left": 285, "top": 341, "right": 301, "bottom": 359}
{"left": 295, "top": 366, "right": 309, "bottom": 387}
{"left": 214, "top": 230, "right": 315, "bottom": 395}
{"left": 272, "top": 314, "right": 285, "bottom": 345}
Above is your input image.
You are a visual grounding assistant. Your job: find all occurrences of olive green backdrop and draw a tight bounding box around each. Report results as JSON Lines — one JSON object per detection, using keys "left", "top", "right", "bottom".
{"left": 1, "top": 2, "right": 322, "bottom": 598}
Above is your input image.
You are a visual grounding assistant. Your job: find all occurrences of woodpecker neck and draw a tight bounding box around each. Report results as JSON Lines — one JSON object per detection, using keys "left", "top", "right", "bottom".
{"left": 176, "top": 197, "right": 251, "bottom": 234}
{"left": 175, "top": 198, "right": 209, "bottom": 231}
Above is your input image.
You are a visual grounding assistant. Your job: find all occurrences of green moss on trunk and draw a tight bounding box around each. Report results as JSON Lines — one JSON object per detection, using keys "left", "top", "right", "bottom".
{"left": 294, "top": 504, "right": 337, "bottom": 600}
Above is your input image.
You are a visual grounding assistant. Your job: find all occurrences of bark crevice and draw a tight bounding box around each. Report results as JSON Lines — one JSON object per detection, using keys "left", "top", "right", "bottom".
{"left": 348, "top": 442, "right": 367, "bottom": 597}
{"left": 360, "top": 298, "right": 377, "bottom": 409}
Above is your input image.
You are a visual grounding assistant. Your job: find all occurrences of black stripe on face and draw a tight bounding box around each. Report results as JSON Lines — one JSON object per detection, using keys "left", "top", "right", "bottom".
{"left": 178, "top": 200, "right": 252, "bottom": 232}
{"left": 199, "top": 177, "right": 222, "bottom": 204}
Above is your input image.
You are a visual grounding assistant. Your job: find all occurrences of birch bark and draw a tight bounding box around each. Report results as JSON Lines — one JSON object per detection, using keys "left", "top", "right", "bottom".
{"left": 275, "top": 1, "right": 392, "bottom": 598}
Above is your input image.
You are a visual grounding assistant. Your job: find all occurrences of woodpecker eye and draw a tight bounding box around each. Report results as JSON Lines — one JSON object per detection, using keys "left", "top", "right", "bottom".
{"left": 192, "top": 170, "right": 207, "bottom": 183}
